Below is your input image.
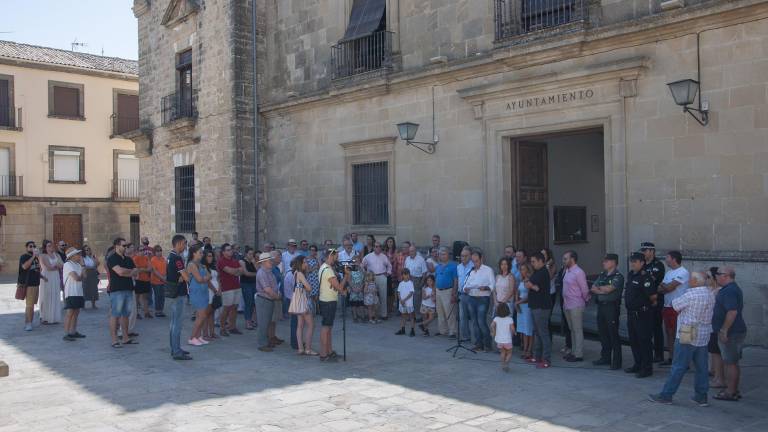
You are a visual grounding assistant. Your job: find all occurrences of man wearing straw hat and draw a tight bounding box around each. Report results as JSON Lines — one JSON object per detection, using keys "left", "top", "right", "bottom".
{"left": 255, "top": 252, "right": 280, "bottom": 352}
{"left": 63, "top": 247, "right": 86, "bottom": 341}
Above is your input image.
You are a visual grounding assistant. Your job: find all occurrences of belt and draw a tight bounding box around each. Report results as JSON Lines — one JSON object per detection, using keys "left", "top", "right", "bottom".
{"left": 375, "top": 273, "right": 387, "bottom": 276}
{"left": 437, "top": 287, "right": 453, "bottom": 291}
{"left": 256, "top": 295, "right": 274, "bottom": 302}
{"left": 628, "top": 306, "right": 649, "bottom": 313}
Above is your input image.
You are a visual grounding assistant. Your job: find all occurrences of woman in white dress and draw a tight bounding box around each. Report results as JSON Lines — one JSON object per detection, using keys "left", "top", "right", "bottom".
{"left": 39, "top": 240, "right": 63, "bottom": 324}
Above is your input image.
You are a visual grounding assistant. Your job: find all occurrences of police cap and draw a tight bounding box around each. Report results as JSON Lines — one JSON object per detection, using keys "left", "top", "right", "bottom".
{"left": 629, "top": 252, "right": 645, "bottom": 262}
{"left": 603, "top": 253, "right": 619, "bottom": 263}
{"left": 640, "top": 242, "right": 655, "bottom": 250}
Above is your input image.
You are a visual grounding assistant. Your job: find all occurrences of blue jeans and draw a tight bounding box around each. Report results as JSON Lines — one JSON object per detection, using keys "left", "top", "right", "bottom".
{"left": 660, "top": 339, "right": 709, "bottom": 401}
{"left": 467, "top": 296, "right": 491, "bottom": 350}
{"left": 290, "top": 314, "right": 298, "bottom": 349}
{"left": 151, "top": 284, "right": 165, "bottom": 313}
{"left": 459, "top": 294, "right": 471, "bottom": 341}
{"left": 169, "top": 296, "right": 185, "bottom": 356}
{"left": 241, "top": 282, "right": 256, "bottom": 322}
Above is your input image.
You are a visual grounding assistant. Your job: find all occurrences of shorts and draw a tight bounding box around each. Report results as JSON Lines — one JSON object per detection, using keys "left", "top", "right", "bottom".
{"left": 272, "top": 299, "right": 283, "bottom": 322}
{"left": 420, "top": 304, "right": 436, "bottom": 315}
{"left": 109, "top": 290, "right": 133, "bottom": 317}
{"left": 399, "top": 304, "right": 415, "bottom": 314}
{"left": 25, "top": 285, "right": 40, "bottom": 308}
{"left": 707, "top": 332, "right": 721, "bottom": 354}
{"left": 497, "top": 342, "right": 513, "bottom": 350}
{"left": 221, "top": 289, "right": 242, "bottom": 307}
{"left": 65, "top": 296, "right": 85, "bottom": 310}
{"left": 718, "top": 332, "right": 746, "bottom": 364}
{"left": 134, "top": 280, "right": 151, "bottom": 294}
{"left": 319, "top": 301, "right": 337, "bottom": 327}
{"left": 662, "top": 307, "right": 678, "bottom": 331}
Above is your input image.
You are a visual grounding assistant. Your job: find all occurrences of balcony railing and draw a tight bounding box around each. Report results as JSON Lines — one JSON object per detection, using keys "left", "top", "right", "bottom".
{"left": 0, "top": 104, "right": 22, "bottom": 130}
{"left": 111, "top": 113, "right": 140, "bottom": 136}
{"left": 161, "top": 89, "right": 197, "bottom": 125}
{"left": 331, "top": 31, "right": 394, "bottom": 80}
{"left": 495, "top": 0, "right": 587, "bottom": 42}
{"left": 112, "top": 178, "right": 139, "bottom": 200}
{"left": 0, "top": 175, "right": 23, "bottom": 197}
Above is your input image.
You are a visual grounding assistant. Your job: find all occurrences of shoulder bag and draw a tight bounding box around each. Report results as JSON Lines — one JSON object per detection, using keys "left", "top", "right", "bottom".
{"left": 15, "top": 257, "right": 34, "bottom": 300}
{"left": 288, "top": 272, "right": 309, "bottom": 314}
{"left": 679, "top": 323, "right": 697, "bottom": 345}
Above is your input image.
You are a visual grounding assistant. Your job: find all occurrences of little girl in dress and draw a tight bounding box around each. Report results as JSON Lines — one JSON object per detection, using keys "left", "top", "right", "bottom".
{"left": 363, "top": 271, "right": 380, "bottom": 323}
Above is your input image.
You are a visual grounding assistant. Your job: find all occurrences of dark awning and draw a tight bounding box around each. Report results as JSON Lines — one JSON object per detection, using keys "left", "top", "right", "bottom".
{"left": 342, "top": 0, "right": 386, "bottom": 41}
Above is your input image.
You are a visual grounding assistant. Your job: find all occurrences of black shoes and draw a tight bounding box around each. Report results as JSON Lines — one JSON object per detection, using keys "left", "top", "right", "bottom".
{"left": 624, "top": 366, "right": 640, "bottom": 374}
{"left": 592, "top": 359, "right": 611, "bottom": 366}
{"left": 610, "top": 364, "right": 623, "bottom": 370}
{"left": 410, "top": 328, "right": 416, "bottom": 337}
{"left": 564, "top": 354, "right": 583, "bottom": 362}
{"left": 635, "top": 370, "right": 653, "bottom": 378}
{"left": 172, "top": 353, "right": 193, "bottom": 361}
{"left": 395, "top": 328, "right": 405, "bottom": 335}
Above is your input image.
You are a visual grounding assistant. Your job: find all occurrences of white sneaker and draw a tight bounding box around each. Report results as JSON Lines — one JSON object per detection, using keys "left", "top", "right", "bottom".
{"left": 198, "top": 338, "right": 210, "bottom": 345}
{"left": 188, "top": 338, "right": 203, "bottom": 346}
{"left": 24, "top": 323, "right": 33, "bottom": 331}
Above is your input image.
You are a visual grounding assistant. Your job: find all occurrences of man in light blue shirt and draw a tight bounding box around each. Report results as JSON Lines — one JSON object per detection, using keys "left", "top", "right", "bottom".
{"left": 456, "top": 246, "right": 473, "bottom": 343}
{"left": 351, "top": 232, "right": 365, "bottom": 254}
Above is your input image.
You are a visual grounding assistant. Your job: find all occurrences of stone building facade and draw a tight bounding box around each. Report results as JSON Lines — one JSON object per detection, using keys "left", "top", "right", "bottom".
{"left": 135, "top": 0, "right": 768, "bottom": 344}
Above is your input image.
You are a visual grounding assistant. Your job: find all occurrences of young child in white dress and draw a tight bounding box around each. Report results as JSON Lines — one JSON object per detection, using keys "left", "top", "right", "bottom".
{"left": 491, "top": 302, "right": 516, "bottom": 372}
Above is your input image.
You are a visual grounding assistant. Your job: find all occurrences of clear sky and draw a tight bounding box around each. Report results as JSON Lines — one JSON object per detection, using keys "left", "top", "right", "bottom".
{"left": 0, "top": 0, "right": 138, "bottom": 60}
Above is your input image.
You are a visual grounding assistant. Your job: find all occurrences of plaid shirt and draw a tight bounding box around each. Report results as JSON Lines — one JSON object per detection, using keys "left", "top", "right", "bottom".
{"left": 672, "top": 285, "right": 715, "bottom": 346}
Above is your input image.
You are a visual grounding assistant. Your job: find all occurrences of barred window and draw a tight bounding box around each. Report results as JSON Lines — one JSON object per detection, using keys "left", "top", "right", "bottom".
{"left": 174, "top": 165, "right": 195, "bottom": 233}
{"left": 352, "top": 161, "right": 388, "bottom": 225}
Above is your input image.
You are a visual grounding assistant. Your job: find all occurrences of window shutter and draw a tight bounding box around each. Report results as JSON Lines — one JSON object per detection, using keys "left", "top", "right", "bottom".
{"left": 116, "top": 94, "right": 139, "bottom": 134}
{"left": 352, "top": 161, "right": 388, "bottom": 225}
{"left": 117, "top": 154, "right": 139, "bottom": 180}
{"left": 53, "top": 151, "right": 81, "bottom": 181}
{"left": 342, "top": 0, "right": 386, "bottom": 40}
{"left": 53, "top": 86, "right": 80, "bottom": 117}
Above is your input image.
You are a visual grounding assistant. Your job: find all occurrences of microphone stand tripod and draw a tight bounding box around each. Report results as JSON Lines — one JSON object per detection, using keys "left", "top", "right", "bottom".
{"left": 446, "top": 292, "right": 476, "bottom": 358}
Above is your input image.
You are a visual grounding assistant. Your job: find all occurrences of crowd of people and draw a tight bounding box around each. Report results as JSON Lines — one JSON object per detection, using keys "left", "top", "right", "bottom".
{"left": 15, "top": 232, "right": 749, "bottom": 405}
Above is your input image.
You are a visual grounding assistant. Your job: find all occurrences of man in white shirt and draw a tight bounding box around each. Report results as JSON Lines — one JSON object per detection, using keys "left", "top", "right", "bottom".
{"left": 455, "top": 246, "right": 473, "bottom": 342}
{"left": 62, "top": 248, "right": 85, "bottom": 341}
{"left": 338, "top": 237, "right": 358, "bottom": 263}
{"left": 362, "top": 241, "right": 392, "bottom": 319}
{"left": 463, "top": 249, "right": 495, "bottom": 352}
{"left": 659, "top": 250, "right": 690, "bottom": 365}
{"left": 404, "top": 245, "right": 428, "bottom": 320}
{"left": 281, "top": 239, "right": 300, "bottom": 274}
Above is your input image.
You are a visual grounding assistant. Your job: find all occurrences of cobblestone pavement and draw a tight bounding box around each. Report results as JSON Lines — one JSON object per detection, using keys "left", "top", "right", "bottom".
{"left": 1, "top": 281, "right": 766, "bottom": 432}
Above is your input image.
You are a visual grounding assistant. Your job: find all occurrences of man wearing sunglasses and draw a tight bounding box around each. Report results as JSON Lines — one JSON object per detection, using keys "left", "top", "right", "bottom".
{"left": 19, "top": 241, "right": 45, "bottom": 331}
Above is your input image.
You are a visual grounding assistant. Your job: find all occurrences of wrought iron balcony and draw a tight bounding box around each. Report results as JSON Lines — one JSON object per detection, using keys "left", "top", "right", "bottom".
{"left": 0, "top": 175, "right": 23, "bottom": 197}
{"left": 112, "top": 178, "right": 139, "bottom": 200}
{"left": 111, "top": 113, "right": 140, "bottom": 136}
{"left": 0, "top": 104, "right": 22, "bottom": 130}
{"left": 495, "top": 0, "right": 587, "bottom": 42}
{"left": 161, "top": 89, "right": 197, "bottom": 125}
{"left": 331, "top": 31, "right": 394, "bottom": 80}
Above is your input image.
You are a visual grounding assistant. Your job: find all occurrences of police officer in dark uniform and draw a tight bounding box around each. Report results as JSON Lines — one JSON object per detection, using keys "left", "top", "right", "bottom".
{"left": 625, "top": 252, "right": 658, "bottom": 378}
{"left": 641, "top": 242, "right": 665, "bottom": 362}
{"left": 590, "top": 253, "right": 625, "bottom": 370}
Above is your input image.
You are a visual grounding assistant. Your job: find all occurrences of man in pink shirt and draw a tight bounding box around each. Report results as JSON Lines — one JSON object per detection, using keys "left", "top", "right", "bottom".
{"left": 362, "top": 242, "right": 392, "bottom": 319}
{"left": 561, "top": 250, "right": 590, "bottom": 362}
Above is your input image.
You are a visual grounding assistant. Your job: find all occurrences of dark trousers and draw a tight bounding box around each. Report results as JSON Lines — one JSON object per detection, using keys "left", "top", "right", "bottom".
{"left": 651, "top": 305, "right": 665, "bottom": 359}
{"left": 597, "top": 302, "right": 622, "bottom": 367}
{"left": 559, "top": 293, "right": 572, "bottom": 348}
{"left": 290, "top": 314, "right": 298, "bottom": 350}
{"left": 628, "top": 309, "right": 653, "bottom": 373}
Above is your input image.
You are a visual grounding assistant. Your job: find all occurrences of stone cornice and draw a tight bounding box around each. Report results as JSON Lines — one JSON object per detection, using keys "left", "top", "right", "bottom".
{"left": 259, "top": 0, "right": 768, "bottom": 116}
{"left": 339, "top": 136, "right": 396, "bottom": 157}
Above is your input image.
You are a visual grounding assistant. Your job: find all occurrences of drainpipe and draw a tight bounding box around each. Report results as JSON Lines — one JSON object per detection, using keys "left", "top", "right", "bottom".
{"left": 251, "top": 0, "right": 260, "bottom": 246}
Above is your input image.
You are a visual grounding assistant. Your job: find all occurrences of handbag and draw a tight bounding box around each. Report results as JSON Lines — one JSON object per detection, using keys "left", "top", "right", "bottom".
{"left": 211, "top": 294, "right": 223, "bottom": 310}
{"left": 288, "top": 274, "right": 309, "bottom": 315}
{"left": 679, "top": 323, "right": 697, "bottom": 345}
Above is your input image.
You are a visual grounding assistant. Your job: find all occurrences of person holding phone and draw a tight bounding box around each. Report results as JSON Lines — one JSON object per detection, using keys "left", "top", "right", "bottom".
{"left": 19, "top": 241, "right": 45, "bottom": 331}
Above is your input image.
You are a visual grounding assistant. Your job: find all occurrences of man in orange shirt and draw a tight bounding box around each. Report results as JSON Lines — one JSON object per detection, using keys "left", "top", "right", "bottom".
{"left": 132, "top": 244, "right": 154, "bottom": 319}
{"left": 150, "top": 245, "right": 167, "bottom": 317}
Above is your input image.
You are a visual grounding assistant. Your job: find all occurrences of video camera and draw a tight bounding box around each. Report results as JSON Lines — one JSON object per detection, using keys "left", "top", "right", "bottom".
{"left": 335, "top": 260, "right": 359, "bottom": 274}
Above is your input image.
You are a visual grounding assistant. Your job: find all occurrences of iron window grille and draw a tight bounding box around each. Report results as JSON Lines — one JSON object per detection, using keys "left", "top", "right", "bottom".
{"left": 174, "top": 165, "right": 196, "bottom": 233}
{"left": 352, "top": 161, "right": 388, "bottom": 225}
{"left": 494, "top": 0, "right": 587, "bottom": 42}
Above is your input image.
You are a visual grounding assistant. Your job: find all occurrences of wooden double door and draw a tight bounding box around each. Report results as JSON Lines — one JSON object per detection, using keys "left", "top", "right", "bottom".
{"left": 513, "top": 141, "right": 548, "bottom": 256}
{"left": 53, "top": 214, "right": 83, "bottom": 248}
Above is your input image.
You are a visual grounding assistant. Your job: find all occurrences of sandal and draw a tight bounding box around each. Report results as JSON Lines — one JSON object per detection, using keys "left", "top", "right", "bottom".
{"left": 305, "top": 350, "right": 319, "bottom": 356}
{"left": 123, "top": 339, "right": 139, "bottom": 345}
{"left": 111, "top": 342, "right": 123, "bottom": 349}
{"left": 713, "top": 390, "right": 739, "bottom": 401}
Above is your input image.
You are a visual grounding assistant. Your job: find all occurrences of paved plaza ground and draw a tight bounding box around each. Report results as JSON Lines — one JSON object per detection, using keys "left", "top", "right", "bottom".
{"left": 1, "top": 280, "right": 766, "bottom": 432}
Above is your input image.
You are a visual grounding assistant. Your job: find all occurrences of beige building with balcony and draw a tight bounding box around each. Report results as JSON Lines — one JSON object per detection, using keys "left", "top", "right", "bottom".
{"left": 135, "top": 0, "right": 768, "bottom": 344}
{"left": 0, "top": 41, "right": 140, "bottom": 272}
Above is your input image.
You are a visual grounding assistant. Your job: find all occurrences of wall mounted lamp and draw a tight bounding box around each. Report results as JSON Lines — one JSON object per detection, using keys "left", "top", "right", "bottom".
{"left": 666, "top": 33, "right": 709, "bottom": 126}
{"left": 395, "top": 87, "right": 439, "bottom": 154}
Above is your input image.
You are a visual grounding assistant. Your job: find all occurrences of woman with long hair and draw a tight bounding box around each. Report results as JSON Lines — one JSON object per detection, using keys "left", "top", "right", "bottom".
{"left": 240, "top": 247, "right": 258, "bottom": 330}
{"left": 515, "top": 262, "right": 535, "bottom": 359}
{"left": 290, "top": 255, "right": 318, "bottom": 355}
{"left": 363, "top": 234, "right": 376, "bottom": 257}
{"left": 203, "top": 249, "right": 220, "bottom": 340}
{"left": 305, "top": 245, "right": 321, "bottom": 314}
{"left": 81, "top": 244, "right": 100, "bottom": 309}
{"left": 495, "top": 257, "right": 517, "bottom": 317}
{"left": 39, "top": 239, "right": 63, "bottom": 324}
{"left": 187, "top": 245, "right": 212, "bottom": 346}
